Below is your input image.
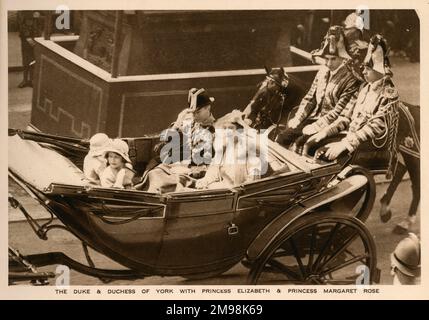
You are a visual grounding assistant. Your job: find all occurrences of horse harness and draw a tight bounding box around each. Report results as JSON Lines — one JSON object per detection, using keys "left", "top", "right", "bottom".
{"left": 252, "top": 76, "right": 287, "bottom": 129}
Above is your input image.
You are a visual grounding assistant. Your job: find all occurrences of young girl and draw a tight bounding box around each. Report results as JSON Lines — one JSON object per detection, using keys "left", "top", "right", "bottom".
{"left": 100, "top": 139, "right": 135, "bottom": 189}
{"left": 83, "top": 133, "right": 111, "bottom": 185}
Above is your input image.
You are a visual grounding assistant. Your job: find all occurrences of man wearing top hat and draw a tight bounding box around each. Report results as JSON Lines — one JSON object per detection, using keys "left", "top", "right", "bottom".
{"left": 305, "top": 34, "right": 399, "bottom": 161}
{"left": 276, "top": 25, "right": 361, "bottom": 150}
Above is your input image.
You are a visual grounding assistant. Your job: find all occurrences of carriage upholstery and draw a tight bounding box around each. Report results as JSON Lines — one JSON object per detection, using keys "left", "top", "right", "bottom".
{"left": 8, "top": 135, "right": 86, "bottom": 191}
{"left": 123, "top": 135, "right": 160, "bottom": 175}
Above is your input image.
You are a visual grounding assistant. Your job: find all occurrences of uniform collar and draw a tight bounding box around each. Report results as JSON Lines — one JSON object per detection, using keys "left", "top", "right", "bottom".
{"left": 368, "top": 76, "right": 389, "bottom": 92}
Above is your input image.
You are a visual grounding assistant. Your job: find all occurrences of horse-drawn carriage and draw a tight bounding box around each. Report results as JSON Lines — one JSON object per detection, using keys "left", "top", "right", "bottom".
{"left": 9, "top": 125, "right": 380, "bottom": 285}
{"left": 9, "top": 58, "right": 421, "bottom": 285}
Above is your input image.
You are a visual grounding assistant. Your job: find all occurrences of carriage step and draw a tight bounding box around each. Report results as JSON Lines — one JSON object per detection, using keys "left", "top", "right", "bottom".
{"left": 9, "top": 271, "right": 55, "bottom": 285}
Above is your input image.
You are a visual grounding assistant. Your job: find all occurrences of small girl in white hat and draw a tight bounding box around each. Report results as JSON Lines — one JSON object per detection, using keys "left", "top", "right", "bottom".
{"left": 100, "top": 139, "right": 135, "bottom": 189}
{"left": 83, "top": 133, "right": 112, "bottom": 185}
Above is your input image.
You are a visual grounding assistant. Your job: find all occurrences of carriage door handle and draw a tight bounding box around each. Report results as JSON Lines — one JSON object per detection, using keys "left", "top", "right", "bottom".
{"left": 227, "top": 223, "right": 239, "bottom": 235}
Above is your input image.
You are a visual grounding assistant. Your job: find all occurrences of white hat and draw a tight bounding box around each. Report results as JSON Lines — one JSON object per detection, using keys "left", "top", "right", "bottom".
{"left": 343, "top": 12, "right": 365, "bottom": 31}
{"left": 103, "top": 139, "right": 132, "bottom": 164}
{"left": 88, "top": 133, "right": 111, "bottom": 156}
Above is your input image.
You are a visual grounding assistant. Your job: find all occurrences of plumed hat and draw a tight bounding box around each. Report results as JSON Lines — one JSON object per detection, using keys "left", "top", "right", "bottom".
{"left": 343, "top": 12, "right": 365, "bottom": 31}
{"left": 312, "top": 25, "right": 352, "bottom": 60}
{"left": 363, "top": 34, "right": 392, "bottom": 75}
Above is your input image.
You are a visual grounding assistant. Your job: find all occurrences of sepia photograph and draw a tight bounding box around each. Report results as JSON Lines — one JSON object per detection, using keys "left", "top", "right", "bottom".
{"left": 4, "top": 2, "right": 423, "bottom": 293}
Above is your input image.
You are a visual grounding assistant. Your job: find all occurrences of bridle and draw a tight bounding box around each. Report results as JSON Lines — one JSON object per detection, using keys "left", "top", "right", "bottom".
{"left": 251, "top": 75, "right": 288, "bottom": 130}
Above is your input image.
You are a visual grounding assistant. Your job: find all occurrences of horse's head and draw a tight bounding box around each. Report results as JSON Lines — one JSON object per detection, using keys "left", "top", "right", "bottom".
{"left": 243, "top": 67, "right": 290, "bottom": 129}
{"left": 264, "top": 66, "right": 290, "bottom": 94}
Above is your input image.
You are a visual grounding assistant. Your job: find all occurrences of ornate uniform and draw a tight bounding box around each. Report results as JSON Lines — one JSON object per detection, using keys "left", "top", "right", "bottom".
{"left": 171, "top": 108, "right": 215, "bottom": 166}
{"left": 158, "top": 88, "right": 216, "bottom": 167}
{"left": 293, "top": 63, "right": 361, "bottom": 125}
{"left": 296, "top": 25, "right": 361, "bottom": 125}
{"left": 315, "top": 34, "right": 398, "bottom": 155}
{"left": 276, "top": 26, "right": 361, "bottom": 147}
{"left": 322, "top": 76, "right": 398, "bottom": 152}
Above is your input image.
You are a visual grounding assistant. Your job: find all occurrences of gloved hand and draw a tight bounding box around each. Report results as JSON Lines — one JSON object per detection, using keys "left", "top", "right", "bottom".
{"left": 315, "top": 141, "right": 347, "bottom": 161}
{"left": 319, "top": 142, "right": 347, "bottom": 161}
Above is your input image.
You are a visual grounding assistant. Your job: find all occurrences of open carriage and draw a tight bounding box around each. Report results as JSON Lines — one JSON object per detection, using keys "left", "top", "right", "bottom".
{"left": 9, "top": 127, "right": 381, "bottom": 285}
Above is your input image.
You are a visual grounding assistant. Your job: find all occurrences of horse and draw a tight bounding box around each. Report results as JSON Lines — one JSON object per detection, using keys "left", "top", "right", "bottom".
{"left": 242, "top": 66, "right": 306, "bottom": 132}
{"left": 379, "top": 102, "right": 420, "bottom": 234}
{"left": 243, "top": 67, "right": 420, "bottom": 234}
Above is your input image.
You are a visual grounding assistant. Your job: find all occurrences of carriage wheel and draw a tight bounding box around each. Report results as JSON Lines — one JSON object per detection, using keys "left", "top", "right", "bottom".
{"left": 247, "top": 212, "right": 377, "bottom": 285}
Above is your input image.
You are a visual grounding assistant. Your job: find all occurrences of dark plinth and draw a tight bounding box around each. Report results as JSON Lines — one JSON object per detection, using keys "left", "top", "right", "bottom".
{"left": 73, "top": 11, "right": 296, "bottom": 76}
{"left": 31, "top": 36, "right": 318, "bottom": 139}
{"left": 31, "top": 11, "right": 320, "bottom": 138}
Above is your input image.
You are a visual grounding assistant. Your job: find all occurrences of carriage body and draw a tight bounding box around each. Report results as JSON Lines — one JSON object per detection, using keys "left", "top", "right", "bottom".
{"left": 8, "top": 130, "right": 378, "bottom": 283}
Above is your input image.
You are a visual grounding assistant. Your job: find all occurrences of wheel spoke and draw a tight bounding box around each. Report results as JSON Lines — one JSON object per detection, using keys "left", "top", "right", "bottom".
{"left": 306, "top": 226, "right": 317, "bottom": 274}
{"left": 315, "top": 230, "right": 358, "bottom": 272}
{"left": 311, "top": 223, "right": 341, "bottom": 272}
{"left": 289, "top": 237, "right": 306, "bottom": 280}
{"left": 271, "top": 249, "right": 289, "bottom": 258}
{"left": 320, "top": 254, "right": 369, "bottom": 276}
{"left": 311, "top": 278, "right": 324, "bottom": 285}
{"left": 345, "top": 249, "right": 357, "bottom": 258}
{"left": 267, "top": 258, "right": 301, "bottom": 280}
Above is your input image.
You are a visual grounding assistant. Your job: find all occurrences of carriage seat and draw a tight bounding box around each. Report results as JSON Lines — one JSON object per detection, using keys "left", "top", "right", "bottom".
{"left": 9, "top": 134, "right": 87, "bottom": 191}
{"left": 123, "top": 136, "right": 160, "bottom": 176}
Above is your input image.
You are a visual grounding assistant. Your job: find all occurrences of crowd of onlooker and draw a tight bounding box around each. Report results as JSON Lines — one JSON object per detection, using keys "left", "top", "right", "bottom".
{"left": 291, "top": 10, "right": 419, "bottom": 63}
